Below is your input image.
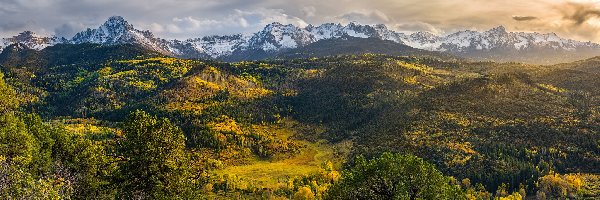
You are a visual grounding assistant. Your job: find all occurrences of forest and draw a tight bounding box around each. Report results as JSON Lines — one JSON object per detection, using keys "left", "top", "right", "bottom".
{"left": 0, "top": 44, "right": 599, "bottom": 199}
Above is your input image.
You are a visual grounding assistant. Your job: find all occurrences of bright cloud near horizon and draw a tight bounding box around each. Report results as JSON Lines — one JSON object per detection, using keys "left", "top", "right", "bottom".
{"left": 1, "top": 0, "right": 600, "bottom": 42}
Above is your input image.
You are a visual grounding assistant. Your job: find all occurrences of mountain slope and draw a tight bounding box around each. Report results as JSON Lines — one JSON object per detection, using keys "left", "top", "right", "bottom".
{"left": 0, "top": 31, "right": 65, "bottom": 53}
{"left": 0, "top": 42, "right": 163, "bottom": 116}
{"left": 275, "top": 36, "right": 454, "bottom": 59}
{"left": 1, "top": 46, "right": 599, "bottom": 198}
{"left": 428, "top": 26, "right": 600, "bottom": 64}
{"left": 286, "top": 55, "right": 599, "bottom": 193}
{"left": 71, "top": 16, "right": 178, "bottom": 56}
{"left": 2, "top": 16, "right": 600, "bottom": 64}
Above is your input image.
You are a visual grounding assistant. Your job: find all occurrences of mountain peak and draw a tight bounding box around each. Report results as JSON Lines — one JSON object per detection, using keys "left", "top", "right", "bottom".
{"left": 71, "top": 15, "right": 160, "bottom": 50}
{"left": 3, "top": 20, "right": 600, "bottom": 64}
{"left": 346, "top": 21, "right": 364, "bottom": 29}
{"left": 17, "top": 31, "right": 36, "bottom": 37}
{"left": 106, "top": 16, "right": 126, "bottom": 24}
{"left": 101, "top": 16, "right": 133, "bottom": 30}
{"left": 348, "top": 21, "right": 360, "bottom": 25}
{"left": 487, "top": 25, "right": 507, "bottom": 34}
{"left": 373, "top": 24, "right": 389, "bottom": 31}
{"left": 268, "top": 22, "right": 283, "bottom": 26}
{"left": 12, "top": 31, "right": 42, "bottom": 41}
{"left": 260, "top": 22, "right": 301, "bottom": 37}
{"left": 265, "top": 22, "right": 286, "bottom": 29}
{"left": 411, "top": 31, "right": 437, "bottom": 38}
{"left": 0, "top": 30, "right": 57, "bottom": 52}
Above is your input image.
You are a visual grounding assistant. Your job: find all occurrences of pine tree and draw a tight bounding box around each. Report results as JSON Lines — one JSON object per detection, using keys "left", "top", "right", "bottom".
{"left": 116, "top": 110, "right": 193, "bottom": 198}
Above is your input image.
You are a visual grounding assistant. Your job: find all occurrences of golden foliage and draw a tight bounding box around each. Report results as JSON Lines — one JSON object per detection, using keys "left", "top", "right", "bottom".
{"left": 293, "top": 186, "right": 315, "bottom": 200}
{"left": 495, "top": 192, "right": 522, "bottom": 200}
{"left": 208, "top": 115, "right": 245, "bottom": 135}
{"left": 192, "top": 77, "right": 222, "bottom": 91}
{"left": 537, "top": 83, "right": 566, "bottom": 93}
{"left": 538, "top": 172, "right": 585, "bottom": 198}
{"left": 397, "top": 61, "right": 434, "bottom": 73}
{"left": 117, "top": 57, "right": 186, "bottom": 66}
{"left": 403, "top": 76, "right": 418, "bottom": 85}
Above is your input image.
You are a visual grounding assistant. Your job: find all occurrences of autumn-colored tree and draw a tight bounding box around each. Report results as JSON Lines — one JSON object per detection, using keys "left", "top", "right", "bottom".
{"left": 0, "top": 72, "right": 18, "bottom": 114}
{"left": 294, "top": 186, "right": 316, "bottom": 200}
{"left": 537, "top": 172, "right": 585, "bottom": 199}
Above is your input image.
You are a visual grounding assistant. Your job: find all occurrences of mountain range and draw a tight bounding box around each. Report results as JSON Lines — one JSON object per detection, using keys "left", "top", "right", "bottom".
{"left": 2, "top": 16, "right": 600, "bottom": 64}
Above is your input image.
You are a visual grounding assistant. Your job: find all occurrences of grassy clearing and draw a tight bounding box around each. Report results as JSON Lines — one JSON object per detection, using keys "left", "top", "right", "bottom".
{"left": 215, "top": 120, "right": 337, "bottom": 189}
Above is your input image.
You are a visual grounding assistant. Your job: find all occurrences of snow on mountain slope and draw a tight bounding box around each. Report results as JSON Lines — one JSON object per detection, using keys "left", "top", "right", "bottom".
{"left": 185, "top": 34, "right": 250, "bottom": 58}
{"left": 418, "top": 26, "right": 600, "bottom": 53}
{"left": 305, "top": 22, "right": 406, "bottom": 43}
{"left": 0, "top": 39, "right": 9, "bottom": 53}
{"left": 0, "top": 31, "right": 64, "bottom": 53}
{"left": 2, "top": 16, "right": 600, "bottom": 64}
{"left": 244, "top": 22, "right": 315, "bottom": 52}
{"left": 306, "top": 23, "right": 344, "bottom": 40}
{"left": 71, "top": 16, "right": 173, "bottom": 55}
{"left": 372, "top": 24, "right": 408, "bottom": 44}
{"left": 404, "top": 32, "right": 441, "bottom": 51}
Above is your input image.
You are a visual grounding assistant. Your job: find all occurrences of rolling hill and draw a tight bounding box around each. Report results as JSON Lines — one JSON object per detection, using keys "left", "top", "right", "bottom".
{"left": 0, "top": 41, "right": 598, "bottom": 199}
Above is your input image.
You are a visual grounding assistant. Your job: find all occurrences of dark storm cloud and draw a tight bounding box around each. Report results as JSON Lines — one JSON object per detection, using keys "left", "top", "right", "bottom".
{"left": 0, "top": 0, "right": 312, "bottom": 39}
{"left": 53, "top": 23, "right": 83, "bottom": 38}
{"left": 0, "top": 6, "right": 19, "bottom": 14}
{"left": 561, "top": 2, "right": 600, "bottom": 26}
{"left": 512, "top": 16, "right": 538, "bottom": 21}
{"left": 0, "top": 22, "right": 27, "bottom": 32}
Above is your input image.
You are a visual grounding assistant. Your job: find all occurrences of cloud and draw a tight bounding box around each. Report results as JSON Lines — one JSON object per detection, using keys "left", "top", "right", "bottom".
{"left": 2, "top": 0, "right": 600, "bottom": 43}
{"left": 561, "top": 2, "right": 600, "bottom": 26}
{"left": 238, "top": 18, "right": 249, "bottom": 28}
{"left": 171, "top": 17, "right": 221, "bottom": 33}
{"left": 337, "top": 10, "right": 390, "bottom": 24}
{"left": 302, "top": 6, "right": 317, "bottom": 18}
{"left": 394, "top": 22, "right": 445, "bottom": 35}
{"left": 0, "top": 6, "right": 19, "bottom": 15}
{"left": 0, "top": 0, "right": 25, "bottom": 15}
{"left": 240, "top": 9, "right": 308, "bottom": 28}
{"left": 152, "top": 8, "right": 308, "bottom": 37}
{"left": 54, "top": 23, "right": 86, "bottom": 38}
{"left": 148, "top": 23, "right": 165, "bottom": 33}
{"left": 512, "top": 16, "right": 538, "bottom": 21}
{"left": 0, "top": 22, "right": 27, "bottom": 32}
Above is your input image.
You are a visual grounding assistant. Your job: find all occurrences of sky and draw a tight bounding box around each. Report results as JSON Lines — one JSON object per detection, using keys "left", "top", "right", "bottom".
{"left": 1, "top": 0, "right": 600, "bottom": 42}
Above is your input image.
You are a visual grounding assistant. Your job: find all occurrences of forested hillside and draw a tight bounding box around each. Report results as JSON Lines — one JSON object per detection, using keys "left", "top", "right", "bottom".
{"left": 0, "top": 44, "right": 598, "bottom": 199}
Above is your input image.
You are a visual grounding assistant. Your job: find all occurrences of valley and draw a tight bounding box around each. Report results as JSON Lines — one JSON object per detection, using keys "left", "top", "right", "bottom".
{"left": 0, "top": 11, "right": 599, "bottom": 200}
{"left": 0, "top": 38, "right": 599, "bottom": 198}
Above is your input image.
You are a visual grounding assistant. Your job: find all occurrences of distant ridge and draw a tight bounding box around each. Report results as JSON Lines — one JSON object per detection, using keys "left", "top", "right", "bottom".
{"left": 2, "top": 16, "right": 600, "bottom": 64}
{"left": 274, "top": 37, "right": 456, "bottom": 60}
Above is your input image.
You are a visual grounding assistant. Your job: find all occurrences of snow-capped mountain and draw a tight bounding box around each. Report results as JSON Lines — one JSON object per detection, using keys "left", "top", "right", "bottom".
{"left": 70, "top": 16, "right": 249, "bottom": 59}
{"left": 2, "top": 16, "right": 600, "bottom": 64}
{"left": 305, "top": 22, "right": 402, "bottom": 44}
{"left": 245, "top": 22, "right": 314, "bottom": 52}
{"left": 236, "top": 22, "right": 409, "bottom": 54}
{"left": 0, "top": 31, "right": 65, "bottom": 53}
{"left": 409, "top": 26, "right": 600, "bottom": 53}
{"left": 71, "top": 16, "right": 174, "bottom": 55}
{"left": 185, "top": 34, "right": 250, "bottom": 58}
{"left": 410, "top": 26, "right": 600, "bottom": 63}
